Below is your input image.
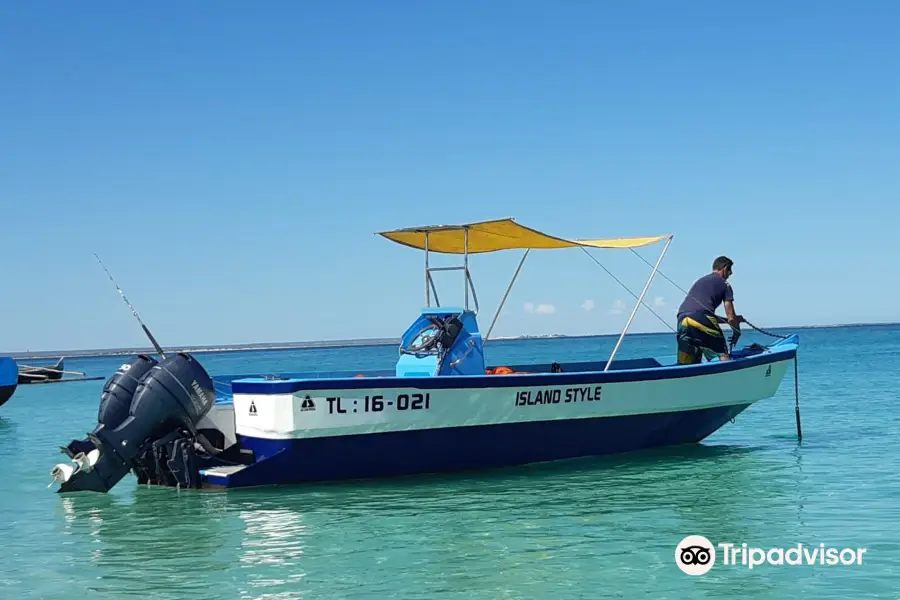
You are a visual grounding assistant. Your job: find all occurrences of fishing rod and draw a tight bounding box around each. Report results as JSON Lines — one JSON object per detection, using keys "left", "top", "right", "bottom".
{"left": 92, "top": 254, "right": 235, "bottom": 458}
{"left": 93, "top": 254, "right": 236, "bottom": 398}
{"left": 93, "top": 253, "right": 167, "bottom": 359}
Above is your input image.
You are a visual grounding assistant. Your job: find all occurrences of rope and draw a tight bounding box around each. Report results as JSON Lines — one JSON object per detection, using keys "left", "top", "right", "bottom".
{"left": 580, "top": 247, "right": 676, "bottom": 332}
{"left": 629, "top": 248, "right": 705, "bottom": 309}
{"left": 623, "top": 249, "right": 801, "bottom": 442}
{"left": 741, "top": 318, "right": 791, "bottom": 340}
{"left": 625, "top": 248, "right": 791, "bottom": 342}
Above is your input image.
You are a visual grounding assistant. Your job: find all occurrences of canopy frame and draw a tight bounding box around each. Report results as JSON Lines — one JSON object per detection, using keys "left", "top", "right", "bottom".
{"left": 422, "top": 226, "right": 480, "bottom": 313}
{"left": 377, "top": 218, "right": 673, "bottom": 368}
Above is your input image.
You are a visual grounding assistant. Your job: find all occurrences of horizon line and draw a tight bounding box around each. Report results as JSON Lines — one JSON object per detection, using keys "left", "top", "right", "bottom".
{"left": 3, "top": 319, "right": 898, "bottom": 361}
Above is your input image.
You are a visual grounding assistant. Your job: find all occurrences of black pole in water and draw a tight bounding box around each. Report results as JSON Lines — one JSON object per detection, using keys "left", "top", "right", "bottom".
{"left": 794, "top": 356, "right": 802, "bottom": 442}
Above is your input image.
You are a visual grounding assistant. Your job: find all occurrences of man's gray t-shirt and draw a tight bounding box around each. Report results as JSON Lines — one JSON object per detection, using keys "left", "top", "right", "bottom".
{"left": 676, "top": 273, "right": 733, "bottom": 324}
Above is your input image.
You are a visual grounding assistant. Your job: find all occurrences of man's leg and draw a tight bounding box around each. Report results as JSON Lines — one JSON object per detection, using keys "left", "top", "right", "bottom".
{"left": 676, "top": 321, "right": 703, "bottom": 365}
{"left": 700, "top": 331, "right": 730, "bottom": 362}
{"left": 678, "top": 345, "right": 702, "bottom": 365}
{"left": 683, "top": 316, "right": 730, "bottom": 363}
{"left": 701, "top": 347, "right": 730, "bottom": 362}
{"left": 702, "top": 315, "right": 730, "bottom": 361}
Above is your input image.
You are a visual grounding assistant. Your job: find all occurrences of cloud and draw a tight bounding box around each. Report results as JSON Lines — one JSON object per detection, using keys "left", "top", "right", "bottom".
{"left": 608, "top": 297, "right": 666, "bottom": 315}
{"left": 524, "top": 302, "right": 556, "bottom": 315}
{"left": 581, "top": 299, "right": 595, "bottom": 312}
{"left": 608, "top": 299, "right": 626, "bottom": 315}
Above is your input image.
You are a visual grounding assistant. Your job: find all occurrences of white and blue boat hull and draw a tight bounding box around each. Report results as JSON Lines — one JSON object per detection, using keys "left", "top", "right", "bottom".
{"left": 199, "top": 338, "right": 797, "bottom": 488}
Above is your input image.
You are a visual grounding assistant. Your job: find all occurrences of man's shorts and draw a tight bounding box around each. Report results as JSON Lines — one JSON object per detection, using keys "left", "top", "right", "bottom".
{"left": 677, "top": 314, "right": 728, "bottom": 364}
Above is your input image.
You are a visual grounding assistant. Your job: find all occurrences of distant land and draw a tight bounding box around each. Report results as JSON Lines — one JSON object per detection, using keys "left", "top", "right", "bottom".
{"left": 4, "top": 321, "right": 898, "bottom": 360}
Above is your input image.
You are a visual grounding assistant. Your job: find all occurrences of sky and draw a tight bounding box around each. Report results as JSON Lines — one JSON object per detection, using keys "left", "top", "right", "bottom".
{"left": 1, "top": 1, "right": 898, "bottom": 353}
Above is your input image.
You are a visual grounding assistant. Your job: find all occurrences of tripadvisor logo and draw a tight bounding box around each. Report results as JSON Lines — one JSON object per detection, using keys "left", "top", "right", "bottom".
{"left": 676, "top": 535, "right": 715, "bottom": 575}
{"left": 675, "top": 536, "right": 868, "bottom": 575}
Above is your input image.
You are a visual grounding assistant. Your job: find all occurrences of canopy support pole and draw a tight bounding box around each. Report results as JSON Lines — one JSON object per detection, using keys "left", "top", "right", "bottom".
{"left": 604, "top": 235, "right": 673, "bottom": 371}
{"left": 422, "top": 226, "right": 477, "bottom": 312}
{"left": 464, "top": 228, "right": 469, "bottom": 310}
{"left": 484, "top": 249, "right": 530, "bottom": 343}
{"left": 424, "top": 233, "right": 430, "bottom": 306}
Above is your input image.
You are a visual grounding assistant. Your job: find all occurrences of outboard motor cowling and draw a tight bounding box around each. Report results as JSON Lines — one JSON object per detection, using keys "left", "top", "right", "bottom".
{"left": 52, "top": 352, "right": 218, "bottom": 494}
{"left": 103, "top": 351, "right": 217, "bottom": 451}
{"left": 58, "top": 354, "right": 159, "bottom": 461}
{"left": 97, "top": 354, "right": 158, "bottom": 429}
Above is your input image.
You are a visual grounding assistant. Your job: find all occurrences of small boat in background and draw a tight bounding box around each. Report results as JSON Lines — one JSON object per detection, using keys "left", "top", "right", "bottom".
{"left": 50, "top": 218, "right": 802, "bottom": 494}
{"left": 18, "top": 357, "right": 66, "bottom": 384}
{"left": 0, "top": 355, "right": 107, "bottom": 409}
{"left": 16, "top": 357, "right": 105, "bottom": 386}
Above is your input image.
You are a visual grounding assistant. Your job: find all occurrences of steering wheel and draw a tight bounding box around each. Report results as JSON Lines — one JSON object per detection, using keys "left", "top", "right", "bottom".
{"left": 407, "top": 322, "right": 442, "bottom": 353}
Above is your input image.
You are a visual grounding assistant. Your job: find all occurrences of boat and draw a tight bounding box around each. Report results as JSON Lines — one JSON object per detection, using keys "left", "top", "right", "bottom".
{"left": 17, "top": 357, "right": 67, "bottom": 384}
{"left": 1, "top": 354, "right": 108, "bottom": 411}
{"left": 48, "top": 218, "right": 800, "bottom": 494}
{"left": 15, "top": 357, "right": 105, "bottom": 386}
{"left": 0, "top": 356, "right": 17, "bottom": 408}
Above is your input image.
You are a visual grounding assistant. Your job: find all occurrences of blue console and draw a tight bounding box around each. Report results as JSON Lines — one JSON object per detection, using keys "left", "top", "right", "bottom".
{"left": 395, "top": 307, "right": 485, "bottom": 377}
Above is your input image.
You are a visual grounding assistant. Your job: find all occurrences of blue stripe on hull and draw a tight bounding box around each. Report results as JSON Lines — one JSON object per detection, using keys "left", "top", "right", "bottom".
{"left": 0, "top": 384, "right": 15, "bottom": 408}
{"left": 230, "top": 344, "right": 797, "bottom": 394}
{"left": 203, "top": 403, "right": 753, "bottom": 488}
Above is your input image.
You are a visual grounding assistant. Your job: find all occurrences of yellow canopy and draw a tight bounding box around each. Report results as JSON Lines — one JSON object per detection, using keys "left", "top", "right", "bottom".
{"left": 376, "top": 218, "right": 671, "bottom": 255}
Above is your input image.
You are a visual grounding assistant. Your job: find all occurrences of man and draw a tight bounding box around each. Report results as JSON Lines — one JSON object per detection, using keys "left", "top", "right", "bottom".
{"left": 675, "top": 256, "right": 744, "bottom": 364}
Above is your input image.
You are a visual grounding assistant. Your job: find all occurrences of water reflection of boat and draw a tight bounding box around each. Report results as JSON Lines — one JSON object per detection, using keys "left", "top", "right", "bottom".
{"left": 56, "top": 490, "right": 230, "bottom": 595}
{"left": 46, "top": 442, "right": 801, "bottom": 598}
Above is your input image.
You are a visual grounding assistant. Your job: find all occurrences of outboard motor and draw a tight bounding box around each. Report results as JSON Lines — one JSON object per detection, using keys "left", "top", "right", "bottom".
{"left": 51, "top": 352, "right": 217, "bottom": 494}
{"left": 98, "top": 354, "right": 159, "bottom": 429}
{"left": 58, "top": 354, "right": 159, "bottom": 461}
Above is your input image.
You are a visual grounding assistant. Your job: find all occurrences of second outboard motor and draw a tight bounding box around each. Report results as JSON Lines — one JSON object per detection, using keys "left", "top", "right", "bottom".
{"left": 98, "top": 354, "right": 159, "bottom": 428}
{"left": 59, "top": 354, "right": 159, "bottom": 461}
{"left": 51, "top": 352, "right": 217, "bottom": 494}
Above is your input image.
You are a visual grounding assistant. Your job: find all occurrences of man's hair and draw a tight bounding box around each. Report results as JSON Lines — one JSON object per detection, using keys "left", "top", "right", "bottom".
{"left": 712, "top": 256, "right": 733, "bottom": 271}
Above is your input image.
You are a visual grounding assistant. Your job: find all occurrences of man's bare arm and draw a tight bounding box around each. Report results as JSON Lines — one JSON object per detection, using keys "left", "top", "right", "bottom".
{"left": 723, "top": 300, "right": 742, "bottom": 329}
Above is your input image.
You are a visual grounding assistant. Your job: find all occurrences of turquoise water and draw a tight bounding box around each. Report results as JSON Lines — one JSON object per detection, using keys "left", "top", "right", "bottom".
{"left": 1, "top": 326, "right": 898, "bottom": 599}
